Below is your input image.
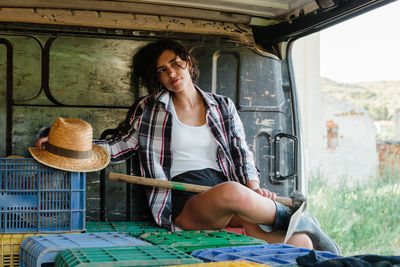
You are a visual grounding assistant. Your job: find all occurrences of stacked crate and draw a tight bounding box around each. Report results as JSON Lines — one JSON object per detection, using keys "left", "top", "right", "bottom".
{"left": 0, "top": 234, "right": 44, "bottom": 267}
{"left": 138, "top": 230, "right": 267, "bottom": 253}
{"left": 19, "top": 232, "right": 152, "bottom": 266}
{"left": 85, "top": 221, "right": 168, "bottom": 236}
{"left": 2, "top": 158, "right": 342, "bottom": 266}
{"left": 190, "top": 244, "right": 342, "bottom": 266}
{"left": 0, "top": 157, "right": 86, "bottom": 266}
{"left": 54, "top": 245, "right": 202, "bottom": 267}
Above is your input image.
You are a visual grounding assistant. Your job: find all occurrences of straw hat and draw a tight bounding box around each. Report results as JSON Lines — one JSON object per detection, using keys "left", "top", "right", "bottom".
{"left": 29, "top": 117, "right": 110, "bottom": 172}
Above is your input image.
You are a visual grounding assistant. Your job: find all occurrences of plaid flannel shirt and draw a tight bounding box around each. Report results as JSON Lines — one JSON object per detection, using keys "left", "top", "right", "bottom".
{"left": 97, "top": 87, "right": 260, "bottom": 230}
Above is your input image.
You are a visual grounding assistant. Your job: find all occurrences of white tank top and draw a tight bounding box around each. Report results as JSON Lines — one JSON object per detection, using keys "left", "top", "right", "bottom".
{"left": 170, "top": 102, "right": 221, "bottom": 178}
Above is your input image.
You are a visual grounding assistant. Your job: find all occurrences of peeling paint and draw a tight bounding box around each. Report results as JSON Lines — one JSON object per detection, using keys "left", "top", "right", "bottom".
{"left": 255, "top": 118, "right": 275, "bottom": 126}
{"left": 0, "top": 8, "right": 254, "bottom": 44}
{"left": 243, "top": 96, "right": 253, "bottom": 106}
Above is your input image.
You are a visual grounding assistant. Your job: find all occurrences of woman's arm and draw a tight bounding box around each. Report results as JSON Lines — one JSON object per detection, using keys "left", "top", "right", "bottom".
{"left": 34, "top": 121, "right": 140, "bottom": 162}
{"left": 34, "top": 97, "right": 147, "bottom": 165}
{"left": 94, "top": 117, "right": 140, "bottom": 163}
{"left": 95, "top": 97, "right": 147, "bottom": 163}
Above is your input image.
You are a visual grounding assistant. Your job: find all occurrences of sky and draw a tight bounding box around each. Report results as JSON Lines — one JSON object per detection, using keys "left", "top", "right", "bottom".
{"left": 320, "top": 0, "right": 400, "bottom": 83}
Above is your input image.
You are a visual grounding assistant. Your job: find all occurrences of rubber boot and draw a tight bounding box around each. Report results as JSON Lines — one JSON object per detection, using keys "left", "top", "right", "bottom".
{"left": 295, "top": 211, "right": 341, "bottom": 255}
{"left": 259, "top": 201, "right": 342, "bottom": 255}
{"left": 273, "top": 200, "right": 294, "bottom": 231}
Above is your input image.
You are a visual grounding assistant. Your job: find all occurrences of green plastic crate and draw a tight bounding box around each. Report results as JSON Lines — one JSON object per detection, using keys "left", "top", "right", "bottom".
{"left": 54, "top": 245, "right": 202, "bottom": 266}
{"left": 139, "top": 230, "right": 267, "bottom": 253}
{"left": 85, "top": 221, "right": 167, "bottom": 236}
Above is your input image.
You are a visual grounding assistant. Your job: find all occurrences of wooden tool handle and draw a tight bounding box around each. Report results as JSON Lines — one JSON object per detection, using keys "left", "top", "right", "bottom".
{"left": 109, "top": 172, "right": 293, "bottom": 207}
{"left": 109, "top": 172, "right": 210, "bottom": 193}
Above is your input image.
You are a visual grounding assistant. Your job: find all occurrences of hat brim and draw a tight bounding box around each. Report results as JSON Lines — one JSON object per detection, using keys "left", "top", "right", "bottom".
{"left": 28, "top": 145, "right": 110, "bottom": 172}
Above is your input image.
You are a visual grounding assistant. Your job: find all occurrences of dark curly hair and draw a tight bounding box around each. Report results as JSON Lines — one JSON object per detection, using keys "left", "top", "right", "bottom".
{"left": 132, "top": 39, "right": 199, "bottom": 96}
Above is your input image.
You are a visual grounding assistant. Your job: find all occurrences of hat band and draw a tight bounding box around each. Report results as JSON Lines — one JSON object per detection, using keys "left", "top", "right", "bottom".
{"left": 45, "top": 142, "right": 92, "bottom": 159}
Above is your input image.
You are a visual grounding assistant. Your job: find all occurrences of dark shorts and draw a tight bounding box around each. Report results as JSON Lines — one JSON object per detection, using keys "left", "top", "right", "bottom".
{"left": 171, "top": 168, "right": 227, "bottom": 222}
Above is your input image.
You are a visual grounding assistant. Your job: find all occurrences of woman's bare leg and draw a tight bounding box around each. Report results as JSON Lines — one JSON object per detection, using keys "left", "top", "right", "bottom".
{"left": 174, "top": 181, "right": 276, "bottom": 230}
{"left": 174, "top": 181, "right": 313, "bottom": 248}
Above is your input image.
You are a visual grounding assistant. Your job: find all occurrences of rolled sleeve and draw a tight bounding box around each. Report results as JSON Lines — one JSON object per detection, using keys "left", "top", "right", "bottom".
{"left": 93, "top": 99, "right": 146, "bottom": 164}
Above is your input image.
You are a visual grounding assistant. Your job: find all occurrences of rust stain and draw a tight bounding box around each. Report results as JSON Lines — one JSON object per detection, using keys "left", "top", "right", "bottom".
{"left": 376, "top": 143, "right": 400, "bottom": 174}
{"left": 244, "top": 96, "right": 252, "bottom": 106}
{"left": 326, "top": 120, "right": 337, "bottom": 128}
{"left": 326, "top": 120, "right": 339, "bottom": 149}
{"left": 334, "top": 109, "right": 364, "bottom": 117}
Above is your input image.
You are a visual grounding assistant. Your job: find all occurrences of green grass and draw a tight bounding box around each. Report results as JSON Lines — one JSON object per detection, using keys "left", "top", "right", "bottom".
{"left": 308, "top": 166, "right": 400, "bottom": 256}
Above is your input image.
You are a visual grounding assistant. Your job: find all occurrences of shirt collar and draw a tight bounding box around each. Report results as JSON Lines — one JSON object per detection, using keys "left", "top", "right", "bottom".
{"left": 196, "top": 85, "right": 218, "bottom": 108}
{"left": 155, "top": 85, "right": 218, "bottom": 110}
{"left": 156, "top": 90, "right": 170, "bottom": 106}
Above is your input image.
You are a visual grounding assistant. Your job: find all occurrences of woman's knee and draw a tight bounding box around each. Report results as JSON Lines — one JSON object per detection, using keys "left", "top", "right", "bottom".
{"left": 214, "top": 181, "right": 252, "bottom": 208}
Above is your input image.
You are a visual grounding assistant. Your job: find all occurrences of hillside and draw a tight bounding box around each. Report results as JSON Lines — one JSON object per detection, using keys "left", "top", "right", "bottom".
{"left": 321, "top": 77, "right": 400, "bottom": 121}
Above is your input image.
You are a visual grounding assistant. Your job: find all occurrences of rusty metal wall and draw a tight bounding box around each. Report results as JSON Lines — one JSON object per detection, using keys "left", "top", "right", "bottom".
{"left": 0, "top": 33, "right": 296, "bottom": 221}
{"left": 0, "top": 44, "right": 6, "bottom": 155}
{"left": 0, "top": 34, "right": 146, "bottom": 221}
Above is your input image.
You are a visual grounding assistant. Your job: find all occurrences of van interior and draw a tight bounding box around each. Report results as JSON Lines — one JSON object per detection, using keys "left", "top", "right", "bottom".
{"left": 0, "top": 0, "right": 394, "bottom": 221}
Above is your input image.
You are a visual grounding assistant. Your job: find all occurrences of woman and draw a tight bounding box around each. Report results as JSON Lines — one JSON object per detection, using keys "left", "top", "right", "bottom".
{"left": 37, "top": 39, "right": 312, "bottom": 248}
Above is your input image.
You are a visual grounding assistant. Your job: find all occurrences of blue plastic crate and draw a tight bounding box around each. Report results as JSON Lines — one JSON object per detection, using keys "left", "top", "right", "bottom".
{"left": 191, "top": 244, "right": 342, "bottom": 265}
{"left": 0, "top": 158, "right": 85, "bottom": 233}
{"left": 19, "top": 232, "right": 151, "bottom": 267}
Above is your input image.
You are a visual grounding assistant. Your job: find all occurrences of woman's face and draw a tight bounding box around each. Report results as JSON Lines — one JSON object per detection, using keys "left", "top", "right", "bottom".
{"left": 156, "top": 49, "right": 193, "bottom": 93}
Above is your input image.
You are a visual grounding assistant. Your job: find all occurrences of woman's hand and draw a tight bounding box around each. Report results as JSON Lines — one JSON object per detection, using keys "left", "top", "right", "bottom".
{"left": 35, "top": 137, "right": 48, "bottom": 150}
{"left": 246, "top": 180, "right": 276, "bottom": 200}
{"left": 253, "top": 188, "right": 276, "bottom": 200}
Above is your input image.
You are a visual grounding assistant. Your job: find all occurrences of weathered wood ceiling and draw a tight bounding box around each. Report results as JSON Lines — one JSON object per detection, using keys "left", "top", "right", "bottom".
{"left": 0, "top": 0, "right": 318, "bottom": 24}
